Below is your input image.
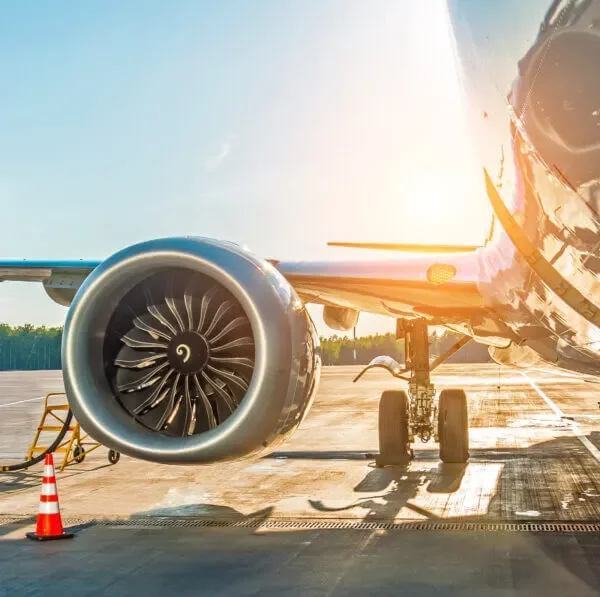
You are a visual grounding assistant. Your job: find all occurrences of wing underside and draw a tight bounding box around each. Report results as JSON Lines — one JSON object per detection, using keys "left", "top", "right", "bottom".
{"left": 276, "top": 252, "right": 485, "bottom": 322}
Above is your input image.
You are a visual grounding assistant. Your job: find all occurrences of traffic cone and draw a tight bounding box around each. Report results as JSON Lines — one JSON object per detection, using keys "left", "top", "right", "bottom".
{"left": 26, "top": 453, "right": 74, "bottom": 541}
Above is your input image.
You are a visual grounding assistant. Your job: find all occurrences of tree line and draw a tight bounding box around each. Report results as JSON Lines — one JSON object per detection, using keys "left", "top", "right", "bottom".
{"left": 0, "top": 324, "right": 490, "bottom": 371}
{"left": 0, "top": 324, "right": 63, "bottom": 371}
{"left": 320, "top": 330, "right": 491, "bottom": 366}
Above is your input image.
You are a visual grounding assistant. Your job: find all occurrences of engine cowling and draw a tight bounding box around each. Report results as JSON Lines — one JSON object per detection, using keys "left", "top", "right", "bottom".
{"left": 488, "top": 343, "right": 541, "bottom": 368}
{"left": 322, "top": 306, "right": 359, "bottom": 332}
{"left": 62, "top": 237, "right": 320, "bottom": 464}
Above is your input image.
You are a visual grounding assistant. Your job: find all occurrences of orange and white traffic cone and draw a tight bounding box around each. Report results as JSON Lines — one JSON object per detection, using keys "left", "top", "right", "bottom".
{"left": 26, "top": 453, "right": 74, "bottom": 541}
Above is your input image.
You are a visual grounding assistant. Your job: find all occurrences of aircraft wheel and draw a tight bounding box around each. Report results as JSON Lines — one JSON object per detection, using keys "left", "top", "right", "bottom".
{"left": 376, "top": 390, "right": 411, "bottom": 467}
{"left": 438, "top": 389, "right": 469, "bottom": 463}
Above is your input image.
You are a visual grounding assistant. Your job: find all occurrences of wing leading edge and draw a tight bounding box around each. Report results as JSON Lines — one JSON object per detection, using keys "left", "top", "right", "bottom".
{"left": 0, "top": 260, "right": 100, "bottom": 306}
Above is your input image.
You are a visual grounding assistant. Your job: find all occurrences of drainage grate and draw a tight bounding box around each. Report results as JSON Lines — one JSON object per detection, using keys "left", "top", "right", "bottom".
{"left": 3, "top": 514, "right": 600, "bottom": 533}
{"left": 94, "top": 519, "right": 600, "bottom": 533}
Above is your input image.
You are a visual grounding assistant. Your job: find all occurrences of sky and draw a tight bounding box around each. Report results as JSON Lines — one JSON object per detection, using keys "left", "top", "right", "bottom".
{"left": 0, "top": 0, "right": 491, "bottom": 336}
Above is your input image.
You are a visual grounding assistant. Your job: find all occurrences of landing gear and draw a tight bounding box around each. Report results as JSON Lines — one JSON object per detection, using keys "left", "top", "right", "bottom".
{"left": 376, "top": 390, "right": 412, "bottom": 466}
{"left": 438, "top": 389, "right": 469, "bottom": 463}
{"left": 358, "top": 318, "right": 471, "bottom": 465}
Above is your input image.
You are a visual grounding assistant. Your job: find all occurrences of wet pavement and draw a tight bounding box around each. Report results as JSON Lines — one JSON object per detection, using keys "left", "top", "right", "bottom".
{"left": 1, "top": 364, "right": 600, "bottom": 596}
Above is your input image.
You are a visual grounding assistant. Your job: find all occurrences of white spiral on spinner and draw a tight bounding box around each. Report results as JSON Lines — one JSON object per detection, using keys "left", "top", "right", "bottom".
{"left": 176, "top": 344, "right": 191, "bottom": 363}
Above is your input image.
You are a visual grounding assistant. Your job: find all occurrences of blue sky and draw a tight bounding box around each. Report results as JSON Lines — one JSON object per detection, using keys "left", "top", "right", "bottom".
{"left": 0, "top": 0, "right": 490, "bottom": 335}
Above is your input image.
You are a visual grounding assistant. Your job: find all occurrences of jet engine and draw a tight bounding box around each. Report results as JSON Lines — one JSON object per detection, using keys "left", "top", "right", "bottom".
{"left": 62, "top": 237, "right": 320, "bottom": 464}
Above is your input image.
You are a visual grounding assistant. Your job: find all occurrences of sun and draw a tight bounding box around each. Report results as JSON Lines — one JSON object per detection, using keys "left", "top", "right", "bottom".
{"left": 396, "top": 178, "right": 483, "bottom": 246}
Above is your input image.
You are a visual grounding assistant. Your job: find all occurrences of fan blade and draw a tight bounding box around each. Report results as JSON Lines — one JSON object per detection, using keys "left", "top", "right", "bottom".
{"left": 145, "top": 289, "right": 178, "bottom": 336}
{"left": 117, "top": 361, "right": 169, "bottom": 393}
{"left": 209, "top": 356, "right": 254, "bottom": 369}
{"left": 164, "top": 394, "right": 183, "bottom": 430}
{"left": 197, "top": 286, "right": 219, "bottom": 333}
{"left": 114, "top": 347, "right": 167, "bottom": 369}
{"left": 183, "top": 281, "right": 196, "bottom": 331}
{"left": 201, "top": 371, "right": 237, "bottom": 413}
{"left": 182, "top": 376, "right": 193, "bottom": 436}
{"left": 210, "top": 336, "right": 254, "bottom": 353}
{"left": 192, "top": 374, "right": 217, "bottom": 429}
{"left": 206, "top": 365, "right": 249, "bottom": 394}
{"left": 203, "top": 301, "right": 235, "bottom": 338}
{"left": 132, "top": 369, "right": 174, "bottom": 415}
{"left": 155, "top": 373, "right": 181, "bottom": 431}
{"left": 132, "top": 314, "right": 172, "bottom": 341}
{"left": 208, "top": 317, "right": 249, "bottom": 345}
{"left": 121, "top": 327, "right": 168, "bottom": 350}
{"left": 165, "top": 277, "right": 186, "bottom": 332}
{"left": 188, "top": 401, "right": 198, "bottom": 435}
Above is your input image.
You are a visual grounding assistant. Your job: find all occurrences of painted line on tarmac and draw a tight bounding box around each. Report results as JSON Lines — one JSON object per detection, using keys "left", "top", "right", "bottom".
{"left": 0, "top": 396, "right": 45, "bottom": 408}
{"left": 434, "top": 375, "right": 580, "bottom": 386}
{"left": 521, "top": 372, "right": 600, "bottom": 464}
{"left": 537, "top": 368, "right": 580, "bottom": 379}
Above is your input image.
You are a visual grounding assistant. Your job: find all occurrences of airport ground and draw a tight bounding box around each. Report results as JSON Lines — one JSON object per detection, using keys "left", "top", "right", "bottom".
{"left": 1, "top": 364, "right": 600, "bottom": 595}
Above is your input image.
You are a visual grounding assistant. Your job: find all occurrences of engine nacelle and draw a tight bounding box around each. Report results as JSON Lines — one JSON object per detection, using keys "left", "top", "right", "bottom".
{"left": 323, "top": 306, "right": 359, "bottom": 332}
{"left": 62, "top": 237, "right": 320, "bottom": 464}
{"left": 488, "top": 343, "right": 542, "bottom": 368}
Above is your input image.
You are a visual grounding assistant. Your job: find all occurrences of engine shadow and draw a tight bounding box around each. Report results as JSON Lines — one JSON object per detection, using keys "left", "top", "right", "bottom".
{"left": 135, "top": 503, "right": 275, "bottom": 523}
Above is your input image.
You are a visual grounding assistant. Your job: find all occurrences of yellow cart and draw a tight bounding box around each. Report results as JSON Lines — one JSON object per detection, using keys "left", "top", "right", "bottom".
{"left": 27, "top": 392, "right": 120, "bottom": 471}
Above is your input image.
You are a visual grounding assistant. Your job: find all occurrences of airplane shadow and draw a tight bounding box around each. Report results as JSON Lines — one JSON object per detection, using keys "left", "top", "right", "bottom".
{"left": 0, "top": 436, "right": 593, "bottom": 591}
{"left": 308, "top": 462, "right": 467, "bottom": 521}
{"left": 125, "top": 435, "right": 600, "bottom": 592}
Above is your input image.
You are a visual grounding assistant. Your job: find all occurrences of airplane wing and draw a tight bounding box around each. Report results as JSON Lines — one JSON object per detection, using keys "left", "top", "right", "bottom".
{"left": 0, "top": 260, "right": 100, "bottom": 306}
{"left": 0, "top": 249, "right": 485, "bottom": 323}
{"left": 276, "top": 251, "right": 485, "bottom": 322}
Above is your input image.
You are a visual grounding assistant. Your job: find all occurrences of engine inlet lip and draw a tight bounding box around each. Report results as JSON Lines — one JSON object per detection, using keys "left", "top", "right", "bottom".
{"left": 61, "top": 238, "right": 291, "bottom": 462}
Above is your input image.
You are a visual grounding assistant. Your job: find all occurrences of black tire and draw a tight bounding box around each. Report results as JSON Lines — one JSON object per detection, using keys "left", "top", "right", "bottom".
{"left": 73, "top": 445, "right": 86, "bottom": 464}
{"left": 108, "top": 450, "right": 120, "bottom": 465}
{"left": 438, "top": 389, "right": 469, "bottom": 463}
{"left": 377, "top": 390, "right": 411, "bottom": 466}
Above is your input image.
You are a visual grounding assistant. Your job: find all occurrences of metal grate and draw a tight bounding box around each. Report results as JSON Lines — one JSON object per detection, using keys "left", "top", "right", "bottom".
{"left": 2, "top": 514, "right": 600, "bottom": 533}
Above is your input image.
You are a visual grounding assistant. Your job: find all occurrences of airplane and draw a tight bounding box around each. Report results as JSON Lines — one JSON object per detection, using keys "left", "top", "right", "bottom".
{"left": 1, "top": 0, "right": 599, "bottom": 468}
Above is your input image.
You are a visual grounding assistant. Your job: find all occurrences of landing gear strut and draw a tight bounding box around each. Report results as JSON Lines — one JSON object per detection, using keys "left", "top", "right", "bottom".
{"left": 360, "top": 319, "right": 470, "bottom": 466}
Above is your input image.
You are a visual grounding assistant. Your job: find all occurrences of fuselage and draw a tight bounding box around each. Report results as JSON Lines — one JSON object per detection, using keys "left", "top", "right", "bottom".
{"left": 447, "top": 0, "right": 600, "bottom": 375}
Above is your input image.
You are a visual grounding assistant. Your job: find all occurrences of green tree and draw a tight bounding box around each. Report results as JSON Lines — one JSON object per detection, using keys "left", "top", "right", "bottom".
{"left": 0, "top": 323, "right": 63, "bottom": 370}
{"left": 318, "top": 330, "right": 489, "bottom": 366}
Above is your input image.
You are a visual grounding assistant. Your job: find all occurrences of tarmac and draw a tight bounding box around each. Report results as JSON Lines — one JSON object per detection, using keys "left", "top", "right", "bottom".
{"left": 1, "top": 364, "right": 600, "bottom": 596}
